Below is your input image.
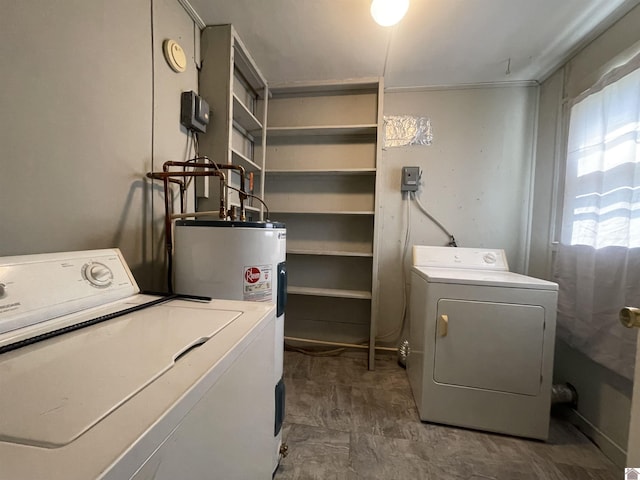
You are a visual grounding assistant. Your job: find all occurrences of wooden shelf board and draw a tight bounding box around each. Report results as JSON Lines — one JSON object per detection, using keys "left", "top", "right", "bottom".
{"left": 271, "top": 210, "right": 375, "bottom": 216}
{"left": 266, "top": 168, "right": 375, "bottom": 175}
{"left": 287, "top": 286, "right": 372, "bottom": 300}
{"left": 270, "top": 79, "right": 380, "bottom": 96}
{"left": 233, "top": 94, "right": 262, "bottom": 132}
{"left": 232, "top": 41, "right": 267, "bottom": 95}
{"left": 231, "top": 148, "right": 262, "bottom": 172}
{"left": 267, "top": 125, "right": 377, "bottom": 137}
{"left": 287, "top": 249, "right": 373, "bottom": 258}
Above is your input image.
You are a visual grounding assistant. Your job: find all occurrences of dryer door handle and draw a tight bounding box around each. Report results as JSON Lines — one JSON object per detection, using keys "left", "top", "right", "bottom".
{"left": 438, "top": 314, "right": 449, "bottom": 337}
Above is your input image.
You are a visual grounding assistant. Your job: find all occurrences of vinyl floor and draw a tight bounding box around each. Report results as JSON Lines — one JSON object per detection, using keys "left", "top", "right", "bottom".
{"left": 274, "top": 350, "right": 622, "bottom": 480}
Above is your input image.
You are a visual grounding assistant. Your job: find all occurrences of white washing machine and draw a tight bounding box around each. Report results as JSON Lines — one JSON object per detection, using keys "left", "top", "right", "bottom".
{"left": 0, "top": 249, "right": 276, "bottom": 480}
{"left": 407, "top": 246, "right": 558, "bottom": 440}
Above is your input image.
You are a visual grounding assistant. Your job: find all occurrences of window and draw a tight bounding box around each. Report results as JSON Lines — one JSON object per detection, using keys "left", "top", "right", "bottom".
{"left": 560, "top": 65, "right": 640, "bottom": 249}
{"left": 553, "top": 57, "right": 640, "bottom": 381}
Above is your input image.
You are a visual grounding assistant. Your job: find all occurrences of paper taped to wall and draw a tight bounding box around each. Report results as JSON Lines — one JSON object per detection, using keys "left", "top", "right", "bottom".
{"left": 383, "top": 115, "right": 433, "bottom": 148}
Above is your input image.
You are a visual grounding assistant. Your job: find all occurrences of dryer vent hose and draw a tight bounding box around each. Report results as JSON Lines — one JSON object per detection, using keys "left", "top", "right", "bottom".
{"left": 551, "top": 382, "right": 578, "bottom": 407}
{"left": 397, "top": 338, "right": 410, "bottom": 368}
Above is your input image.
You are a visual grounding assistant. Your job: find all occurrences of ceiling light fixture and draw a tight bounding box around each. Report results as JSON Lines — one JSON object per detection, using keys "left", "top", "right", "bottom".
{"left": 370, "top": 0, "right": 410, "bottom": 27}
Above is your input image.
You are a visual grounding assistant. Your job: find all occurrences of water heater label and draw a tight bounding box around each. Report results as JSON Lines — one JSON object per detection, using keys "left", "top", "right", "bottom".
{"left": 243, "top": 265, "right": 272, "bottom": 302}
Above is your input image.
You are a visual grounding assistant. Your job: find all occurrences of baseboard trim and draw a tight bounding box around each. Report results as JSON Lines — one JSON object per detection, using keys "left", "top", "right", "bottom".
{"left": 561, "top": 408, "right": 627, "bottom": 468}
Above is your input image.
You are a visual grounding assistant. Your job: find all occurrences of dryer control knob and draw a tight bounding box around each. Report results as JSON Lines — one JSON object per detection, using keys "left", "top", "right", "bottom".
{"left": 0, "top": 283, "right": 5, "bottom": 297}
{"left": 483, "top": 253, "right": 497, "bottom": 264}
{"left": 83, "top": 262, "right": 113, "bottom": 288}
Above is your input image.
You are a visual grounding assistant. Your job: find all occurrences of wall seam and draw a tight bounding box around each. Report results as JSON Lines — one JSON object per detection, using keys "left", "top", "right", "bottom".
{"left": 523, "top": 85, "right": 541, "bottom": 275}
{"left": 150, "top": 0, "right": 157, "bottom": 285}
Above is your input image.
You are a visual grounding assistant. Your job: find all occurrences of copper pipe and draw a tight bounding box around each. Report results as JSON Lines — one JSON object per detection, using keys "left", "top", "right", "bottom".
{"left": 147, "top": 158, "right": 251, "bottom": 292}
{"left": 149, "top": 171, "right": 173, "bottom": 292}
{"left": 161, "top": 160, "right": 218, "bottom": 172}
{"left": 146, "top": 168, "right": 226, "bottom": 293}
{"left": 170, "top": 211, "right": 222, "bottom": 219}
{"left": 148, "top": 169, "right": 227, "bottom": 219}
{"left": 222, "top": 164, "right": 247, "bottom": 221}
{"left": 161, "top": 161, "right": 228, "bottom": 219}
{"left": 217, "top": 163, "right": 247, "bottom": 221}
{"left": 172, "top": 178, "right": 186, "bottom": 214}
{"left": 161, "top": 177, "right": 186, "bottom": 216}
{"left": 163, "top": 159, "right": 248, "bottom": 221}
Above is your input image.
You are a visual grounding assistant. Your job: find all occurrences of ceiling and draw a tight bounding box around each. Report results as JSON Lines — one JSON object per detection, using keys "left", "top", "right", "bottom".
{"left": 187, "top": 0, "right": 639, "bottom": 88}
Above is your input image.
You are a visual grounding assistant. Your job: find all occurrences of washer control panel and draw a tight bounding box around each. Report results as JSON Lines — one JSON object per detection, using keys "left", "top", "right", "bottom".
{"left": 0, "top": 249, "right": 138, "bottom": 336}
{"left": 413, "top": 246, "right": 509, "bottom": 271}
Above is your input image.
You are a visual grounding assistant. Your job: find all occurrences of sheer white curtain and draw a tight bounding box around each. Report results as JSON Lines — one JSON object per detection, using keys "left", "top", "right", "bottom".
{"left": 553, "top": 56, "right": 640, "bottom": 380}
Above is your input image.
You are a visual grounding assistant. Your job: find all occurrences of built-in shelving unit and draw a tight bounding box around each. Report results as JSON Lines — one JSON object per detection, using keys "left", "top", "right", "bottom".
{"left": 197, "top": 24, "right": 267, "bottom": 221}
{"left": 265, "top": 78, "right": 383, "bottom": 369}
{"left": 267, "top": 125, "right": 377, "bottom": 137}
{"left": 231, "top": 149, "right": 261, "bottom": 172}
{"left": 287, "top": 249, "right": 374, "bottom": 258}
{"left": 270, "top": 210, "right": 375, "bottom": 215}
{"left": 232, "top": 94, "right": 263, "bottom": 133}
{"left": 287, "top": 286, "right": 372, "bottom": 300}
{"left": 267, "top": 169, "right": 376, "bottom": 175}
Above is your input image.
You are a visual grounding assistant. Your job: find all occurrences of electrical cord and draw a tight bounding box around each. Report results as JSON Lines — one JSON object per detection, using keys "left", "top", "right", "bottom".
{"left": 376, "top": 191, "right": 412, "bottom": 343}
{"left": 400, "top": 190, "right": 412, "bottom": 334}
{"left": 191, "top": 154, "right": 271, "bottom": 221}
{"left": 183, "top": 130, "right": 195, "bottom": 190}
{"left": 376, "top": 178, "right": 459, "bottom": 345}
{"left": 284, "top": 344, "right": 345, "bottom": 356}
{"left": 225, "top": 184, "right": 271, "bottom": 220}
{"left": 165, "top": 133, "right": 195, "bottom": 294}
{"left": 191, "top": 134, "right": 200, "bottom": 209}
{"left": 190, "top": 136, "right": 271, "bottom": 219}
{"left": 193, "top": 132, "right": 200, "bottom": 156}
{"left": 0, "top": 294, "right": 182, "bottom": 355}
{"left": 411, "top": 191, "right": 458, "bottom": 246}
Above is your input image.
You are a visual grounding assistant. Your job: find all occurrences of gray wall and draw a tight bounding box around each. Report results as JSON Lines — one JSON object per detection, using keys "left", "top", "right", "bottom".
{"left": 377, "top": 86, "right": 538, "bottom": 342}
{"left": 531, "top": 3, "right": 640, "bottom": 466}
{"left": 528, "top": 69, "right": 563, "bottom": 280}
{"left": 0, "top": 0, "right": 199, "bottom": 290}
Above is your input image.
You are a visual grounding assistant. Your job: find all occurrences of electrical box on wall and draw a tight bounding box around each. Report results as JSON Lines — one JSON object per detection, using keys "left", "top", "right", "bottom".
{"left": 181, "top": 91, "right": 210, "bottom": 134}
{"left": 401, "top": 166, "right": 420, "bottom": 192}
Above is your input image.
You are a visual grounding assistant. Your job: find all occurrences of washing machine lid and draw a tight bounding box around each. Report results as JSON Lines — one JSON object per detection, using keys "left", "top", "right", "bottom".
{"left": 414, "top": 266, "right": 558, "bottom": 290}
{"left": 0, "top": 300, "right": 241, "bottom": 448}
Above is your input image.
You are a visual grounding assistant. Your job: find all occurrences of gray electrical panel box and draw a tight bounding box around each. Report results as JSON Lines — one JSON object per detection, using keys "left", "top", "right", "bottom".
{"left": 181, "top": 91, "right": 210, "bottom": 134}
{"left": 401, "top": 166, "right": 420, "bottom": 192}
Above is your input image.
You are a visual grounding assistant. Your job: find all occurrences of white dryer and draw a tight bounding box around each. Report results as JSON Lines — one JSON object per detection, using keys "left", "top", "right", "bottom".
{"left": 407, "top": 246, "right": 558, "bottom": 440}
{"left": 0, "top": 249, "right": 277, "bottom": 480}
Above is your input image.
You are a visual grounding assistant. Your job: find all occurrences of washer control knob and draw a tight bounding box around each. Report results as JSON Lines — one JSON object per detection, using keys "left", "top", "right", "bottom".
{"left": 0, "top": 283, "right": 5, "bottom": 297}
{"left": 483, "top": 252, "right": 497, "bottom": 264}
{"left": 83, "top": 262, "right": 113, "bottom": 288}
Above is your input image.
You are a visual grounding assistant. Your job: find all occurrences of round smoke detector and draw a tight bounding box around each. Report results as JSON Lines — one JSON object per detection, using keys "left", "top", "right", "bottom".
{"left": 163, "top": 39, "right": 187, "bottom": 73}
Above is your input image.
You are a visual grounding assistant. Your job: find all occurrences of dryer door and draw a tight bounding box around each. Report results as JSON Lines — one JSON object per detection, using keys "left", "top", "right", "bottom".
{"left": 433, "top": 299, "right": 545, "bottom": 396}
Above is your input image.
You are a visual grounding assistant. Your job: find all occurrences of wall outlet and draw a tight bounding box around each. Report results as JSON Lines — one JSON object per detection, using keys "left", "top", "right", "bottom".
{"left": 401, "top": 166, "right": 420, "bottom": 192}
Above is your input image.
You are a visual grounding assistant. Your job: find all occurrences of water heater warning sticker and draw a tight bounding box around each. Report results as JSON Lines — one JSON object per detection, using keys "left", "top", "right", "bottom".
{"left": 243, "top": 265, "right": 272, "bottom": 302}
